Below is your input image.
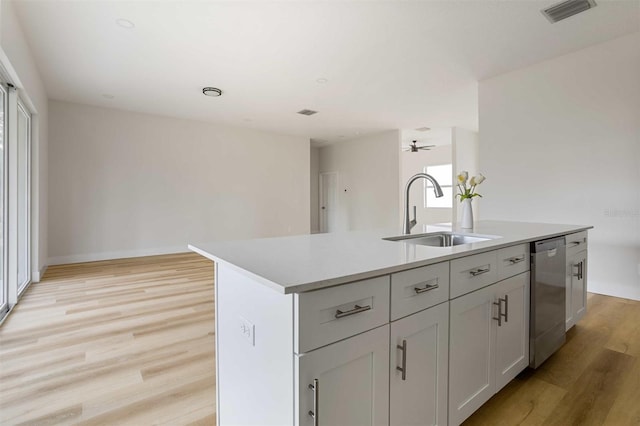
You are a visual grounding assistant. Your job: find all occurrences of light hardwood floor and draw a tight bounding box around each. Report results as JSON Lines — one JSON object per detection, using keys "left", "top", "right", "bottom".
{"left": 0, "top": 253, "right": 216, "bottom": 425}
{"left": 1, "top": 253, "right": 639, "bottom": 425}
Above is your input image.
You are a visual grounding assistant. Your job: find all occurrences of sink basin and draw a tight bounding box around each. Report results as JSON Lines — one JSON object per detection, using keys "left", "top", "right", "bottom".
{"left": 383, "top": 232, "right": 497, "bottom": 247}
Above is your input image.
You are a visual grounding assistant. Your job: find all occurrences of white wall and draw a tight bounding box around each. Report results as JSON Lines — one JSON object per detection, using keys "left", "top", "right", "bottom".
{"left": 479, "top": 32, "right": 640, "bottom": 300}
{"left": 452, "top": 127, "right": 479, "bottom": 225}
{"left": 1, "top": 0, "right": 48, "bottom": 281}
{"left": 319, "top": 131, "right": 400, "bottom": 232}
{"left": 48, "top": 100, "right": 310, "bottom": 264}
{"left": 310, "top": 146, "right": 320, "bottom": 233}
{"left": 401, "top": 144, "right": 453, "bottom": 225}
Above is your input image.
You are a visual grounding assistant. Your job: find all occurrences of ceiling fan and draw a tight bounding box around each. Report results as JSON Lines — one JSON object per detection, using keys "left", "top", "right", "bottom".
{"left": 403, "top": 140, "right": 435, "bottom": 153}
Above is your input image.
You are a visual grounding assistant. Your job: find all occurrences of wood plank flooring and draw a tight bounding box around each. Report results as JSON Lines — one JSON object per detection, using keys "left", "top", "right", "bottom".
{"left": 1, "top": 253, "right": 639, "bottom": 425}
{"left": 0, "top": 253, "right": 216, "bottom": 425}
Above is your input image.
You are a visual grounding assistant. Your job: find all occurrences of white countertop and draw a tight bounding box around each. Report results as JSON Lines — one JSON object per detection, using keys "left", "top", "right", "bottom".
{"left": 189, "top": 220, "right": 592, "bottom": 294}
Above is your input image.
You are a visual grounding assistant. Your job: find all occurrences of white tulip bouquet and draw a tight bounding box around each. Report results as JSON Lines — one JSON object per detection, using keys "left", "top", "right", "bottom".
{"left": 456, "top": 171, "right": 486, "bottom": 202}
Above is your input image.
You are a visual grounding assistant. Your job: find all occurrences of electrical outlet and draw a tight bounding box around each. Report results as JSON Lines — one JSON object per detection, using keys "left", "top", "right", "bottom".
{"left": 239, "top": 316, "right": 255, "bottom": 346}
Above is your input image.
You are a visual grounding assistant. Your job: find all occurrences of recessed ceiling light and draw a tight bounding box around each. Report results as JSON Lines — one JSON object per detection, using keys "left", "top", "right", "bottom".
{"left": 297, "top": 109, "right": 318, "bottom": 116}
{"left": 415, "top": 127, "right": 431, "bottom": 132}
{"left": 203, "top": 87, "right": 223, "bottom": 97}
{"left": 102, "top": 94, "right": 114, "bottom": 99}
{"left": 316, "top": 78, "right": 328, "bottom": 84}
{"left": 116, "top": 18, "right": 135, "bottom": 29}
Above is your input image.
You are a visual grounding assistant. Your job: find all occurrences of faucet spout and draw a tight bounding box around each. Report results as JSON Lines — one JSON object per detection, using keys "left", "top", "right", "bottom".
{"left": 403, "top": 173, "right": 444, "bottom": 234}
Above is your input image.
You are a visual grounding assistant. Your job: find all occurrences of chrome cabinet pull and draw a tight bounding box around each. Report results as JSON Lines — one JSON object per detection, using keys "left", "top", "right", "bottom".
{"left": 493, "top": 296, "right": 507, "bottom": 326}
{"left": 492, "top": 299, "right": 503, "bottom": 326}
{"left": 470, "top": 267, "right": 490, "bottom": 276}
{"left": 414, "top": 281, "right": 439, "bottom": 294}
{"left": 308, "top": 379, "right": 318, "bottom": 425}
{"left": 503, "top": 294, "right": 509, "bottom": 323}
{"left": 335, "top": 304, "right": 371, "bottom": 319}
{"left": 568, "top": 240, "right": 583, "bottom": 248}
{"left": 573, "top": 261, "right": 584, "bottom": 280}
{"left": 508, "top": 256, "right": 525, "bottom": 264}
{"left": 396, "top": 339, "right": 407, "bottom": 381}
{"left": 579, "top": 261, "right": 584, "bottom": 280}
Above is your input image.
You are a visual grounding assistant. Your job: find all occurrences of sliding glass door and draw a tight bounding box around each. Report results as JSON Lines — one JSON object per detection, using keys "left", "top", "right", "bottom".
{"left": 0, "top": 82, "right": 33, "bottom": 320}
{"left": 17, "top": 100, "right": 30, "bottom": 294}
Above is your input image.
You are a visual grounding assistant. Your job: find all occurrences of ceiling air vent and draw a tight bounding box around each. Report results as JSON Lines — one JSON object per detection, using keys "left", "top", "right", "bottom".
{"left": 297, "top": 109, "right": 318, "bottom": 116}
{"left": 542, "top": 0, "right": 596, "bottom": 23}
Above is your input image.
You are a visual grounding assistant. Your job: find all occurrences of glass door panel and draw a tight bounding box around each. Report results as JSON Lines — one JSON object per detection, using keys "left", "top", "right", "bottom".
{"left": 0, "top": 85, "right": 6, "bottom": 313}
{"left": 17, "top": 102, "right": 30, "bottom": 294}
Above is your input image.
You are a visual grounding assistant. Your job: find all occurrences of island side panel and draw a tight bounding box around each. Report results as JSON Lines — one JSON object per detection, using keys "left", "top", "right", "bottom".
{"left": 216, "top": 264, "right": 295, "bottom": 425}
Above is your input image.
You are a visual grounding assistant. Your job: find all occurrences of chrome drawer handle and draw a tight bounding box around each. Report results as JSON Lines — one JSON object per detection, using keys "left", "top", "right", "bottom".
{"left": 508, "top": 256, "right": 525, "bottom": 264}
{"left": 568, "top": 240, "right": 584, "bottom": 248}
{"left": 335, "top": 304, "right": 371, "bottom": 319}
{"left": 414, "top": 282, "right": 439, "bottom": 294}
{"left": 396, "top": 339, "right": 407, "bottom": 381}
{"left": 470, "top": 267, "right": 490, "bottom": 276}
{"left": 308, "top": 379, "right": 318, "bottom": 425}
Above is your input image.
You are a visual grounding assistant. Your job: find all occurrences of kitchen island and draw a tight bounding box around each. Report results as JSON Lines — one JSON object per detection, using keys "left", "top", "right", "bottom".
{"left": 190, "top": 220, "right": 591, "bottom": 426}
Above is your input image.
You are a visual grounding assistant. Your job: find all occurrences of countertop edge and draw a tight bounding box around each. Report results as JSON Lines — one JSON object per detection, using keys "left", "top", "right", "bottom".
{"left": 188, "top": 244, "right": 288, "bottom": 294}
{"left": 189, "top": 225, "right": 593, "bottom": 294}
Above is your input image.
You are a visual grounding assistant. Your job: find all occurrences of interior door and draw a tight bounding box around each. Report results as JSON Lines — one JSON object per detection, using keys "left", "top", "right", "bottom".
{"left": 319, "top": 172, "right": 337, "bottom": 233}
{"left": 449, "top": 284, "right": 496, "bottom": 426}
{"left": 390, "top": 302, "right": 449, "bottom": 426}
{"left": 296, "top": 325, "right": 389, "bottom": 426}
{"left": 495, "top": 272, "right": 530, "bottom": 391}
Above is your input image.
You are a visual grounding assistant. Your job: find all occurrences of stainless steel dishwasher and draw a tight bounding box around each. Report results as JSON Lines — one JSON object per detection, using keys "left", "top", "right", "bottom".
{"left": 530, "top": 236, "right": 566, "bottom": 368}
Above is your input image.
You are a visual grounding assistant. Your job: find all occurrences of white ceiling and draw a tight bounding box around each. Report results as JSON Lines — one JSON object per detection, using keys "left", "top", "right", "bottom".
{"left": 14, "top": 0, "right": 640, "bottom": 142}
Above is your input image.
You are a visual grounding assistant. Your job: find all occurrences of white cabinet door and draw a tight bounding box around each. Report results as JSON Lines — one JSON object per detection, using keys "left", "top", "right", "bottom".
{"left": 296, "top": 326, "right": 389, "bottom": 426}
{"left": 566, "top": 249, "right": 588, "bottom": 330}
{"left": 390, "top": 302, "right": 449, "bottom": 426}
{"left": 495, "top": 272, "right": 530, "bottom": 391}
{"left": 571, "top": 250, "right": 587, "bottom": 325}
{"left": 449, "top": 284, "right": 497, "bottom": 426}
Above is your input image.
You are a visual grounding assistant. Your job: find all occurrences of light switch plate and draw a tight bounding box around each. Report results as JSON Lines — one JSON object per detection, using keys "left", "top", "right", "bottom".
{"left": 239, "top": 316, "right": 255, "bottom": 346}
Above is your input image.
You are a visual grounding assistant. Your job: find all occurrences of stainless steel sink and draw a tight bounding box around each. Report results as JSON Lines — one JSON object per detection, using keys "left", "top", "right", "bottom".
{"left": 383, "top": 232, "right": 497, "bottom": 247}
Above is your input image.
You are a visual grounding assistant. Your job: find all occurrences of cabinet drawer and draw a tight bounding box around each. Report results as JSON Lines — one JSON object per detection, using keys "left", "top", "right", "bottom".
{"left": 566, "top": 231, "right": 588, "bottom": 256}
{"left": 450, "top": 250, "right": 498, "bottom": 298}
{"left": 497, "top": 244, "right": 530, "bottom": 281}
{"left": 390, "top": 262, "right": 449, "bottom": 321}
{"left": 294, "top": 276, "right": 390, "bottom": 353}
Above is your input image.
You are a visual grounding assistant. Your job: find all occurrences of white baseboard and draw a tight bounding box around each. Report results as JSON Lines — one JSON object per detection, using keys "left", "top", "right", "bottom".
{"left": 48, "top": 245, "right": 191, "bottom": 266}
{"left": 32, "top": 264, "right": 48, "bottom": 282}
